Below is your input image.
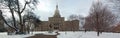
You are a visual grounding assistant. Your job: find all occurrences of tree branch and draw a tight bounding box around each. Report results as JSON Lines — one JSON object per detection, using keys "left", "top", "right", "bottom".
{"left": 0, "top": 10, "right": 17, "bottom": 31}
{"left": 20, "top": 2, "right": 27, "bottom": 13}
{"left": 16, "top": 0, "right": 20, "bottom": 13}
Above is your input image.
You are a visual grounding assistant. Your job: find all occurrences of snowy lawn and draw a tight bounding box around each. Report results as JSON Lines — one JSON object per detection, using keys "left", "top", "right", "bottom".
{"left": 58, "top": 31, "right": 120, "bottom": 38}
{"left": 0, "top": 31, "right": 120, "bottom": 38}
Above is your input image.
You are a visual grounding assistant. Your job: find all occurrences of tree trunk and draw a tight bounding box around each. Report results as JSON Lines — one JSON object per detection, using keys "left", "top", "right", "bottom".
{"left": 20, "top": 14, "right": 24, "bottom": 33}
{"left": 10, "top": 9, "right": 17, "bottom": 30}
{"left": 17, "top": 13, "right": 24, "bottom": 34}
{"left": 97, "top": 31, "right": 100, "bottom": 36}
{"left": 8, "top": 0, "right": 18, "bottom": 32}
{"left": 16, "top": 0, "right": 25, "bottom": 34}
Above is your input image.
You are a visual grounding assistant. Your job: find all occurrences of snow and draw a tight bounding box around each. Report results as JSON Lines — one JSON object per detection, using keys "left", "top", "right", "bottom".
{"left": 0, "top": 31, "right": 120, "bottom": 38}
{"left": 58, "top": 31, "right": 120, "bottom": 38}
{"left": 0, "top": 32, "right": 33, "bottom": 38}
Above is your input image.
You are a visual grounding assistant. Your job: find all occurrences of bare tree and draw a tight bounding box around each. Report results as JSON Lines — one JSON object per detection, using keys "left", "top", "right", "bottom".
{"left": 107, "top": 0, "right": 120, "bottom": 24}
{"left": 0, "top": 0, "right": 39, "bottom": 34}
{"left": 23, "top": 10, "right": 41, "bottom": 34}
{"left": 83, "top": 1, "right": 116, "bottom": 36}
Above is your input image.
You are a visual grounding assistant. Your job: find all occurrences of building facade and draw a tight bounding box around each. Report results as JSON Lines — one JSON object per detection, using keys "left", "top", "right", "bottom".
{"left": 34, "top": 5, "right": 79, "bottom": 31}
{"left": 112, "top": 23, "right": 120, "bottom": 33}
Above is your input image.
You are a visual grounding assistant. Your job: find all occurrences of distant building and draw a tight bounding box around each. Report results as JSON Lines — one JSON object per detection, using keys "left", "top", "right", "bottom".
{"left": 34, "top": 5, "right": 79, "bottom": 31}
{"left": 112, "top": 23, "right": 120, "bottom": 33}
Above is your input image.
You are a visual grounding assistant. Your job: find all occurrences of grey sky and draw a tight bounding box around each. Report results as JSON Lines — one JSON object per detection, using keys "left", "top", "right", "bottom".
{"left": 34, "top": 0, "right": 94, "bottom": 21}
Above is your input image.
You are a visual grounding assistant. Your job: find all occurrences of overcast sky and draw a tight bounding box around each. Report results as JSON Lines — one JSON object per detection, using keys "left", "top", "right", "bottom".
{"left": 34, "top": 0, "right": 94, "bottom": 21}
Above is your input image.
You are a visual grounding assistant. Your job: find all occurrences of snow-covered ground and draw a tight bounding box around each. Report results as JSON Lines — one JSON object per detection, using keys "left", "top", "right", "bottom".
{"left": 0, "top": 31, "right": 120, "bottom": 38}
{"left": 58, "top": 31, "right": 120, "bottom": 38}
